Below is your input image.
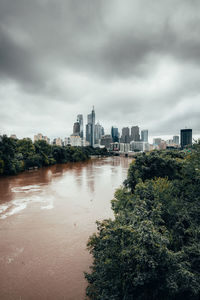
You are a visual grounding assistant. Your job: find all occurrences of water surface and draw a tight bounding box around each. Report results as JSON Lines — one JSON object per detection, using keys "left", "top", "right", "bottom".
{"left": 0, "top": 156, "right": 132, "bottom": 300}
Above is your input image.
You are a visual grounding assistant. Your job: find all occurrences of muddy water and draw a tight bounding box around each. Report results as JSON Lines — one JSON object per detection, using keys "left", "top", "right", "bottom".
{"left": 0, "top": 156, "right": 132, "bottom": 300}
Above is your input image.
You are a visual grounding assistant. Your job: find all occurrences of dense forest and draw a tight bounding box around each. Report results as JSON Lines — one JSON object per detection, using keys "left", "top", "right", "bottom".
{"left": 0, "top": 135, "right": 107, "bottom": 176}
{"left": 85, "top": 144, "right": 200, "bottom": 299}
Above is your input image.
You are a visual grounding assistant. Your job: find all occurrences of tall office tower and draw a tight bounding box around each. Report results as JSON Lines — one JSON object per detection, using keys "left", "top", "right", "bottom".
{"left": 141, "top": 130, "right": 148, "bottom": 142}
{"left": 180, "top": 129, "right": 192, "bottom": 149}
{"left": 101, "top": 127, "right": 105, "bottom": 136}
{"left": 95, "top": 123, "right": 103, "bottom": 145}
{"left": 111, "top": 126, "right": 119, "bottom": 142}
{"left": 130, "top": 126, "right": 140, "bottom": 141}
{"left": 86, "top": 107, "right": 95, "bottom": 147}
{"left": 77, "top": 114, "right": 83, "bottom": 138}
{"left": 121, "top": 127, "right": 130, "bottom": 143}
{"left": 73, "top": 122, "right": 80, "bottom": 136}
{"left": 173, "top": 135, "right": 179, "bottom": 145}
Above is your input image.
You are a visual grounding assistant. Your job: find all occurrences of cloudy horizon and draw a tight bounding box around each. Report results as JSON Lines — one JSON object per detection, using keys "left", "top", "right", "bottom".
{"left": 0, "top": 0, "right": 200, "bottom": 142}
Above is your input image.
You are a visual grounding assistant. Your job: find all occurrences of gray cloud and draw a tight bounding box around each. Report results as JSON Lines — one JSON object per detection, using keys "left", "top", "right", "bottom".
{"left": 0, "top": 0, "right": 200, "bottom": 139}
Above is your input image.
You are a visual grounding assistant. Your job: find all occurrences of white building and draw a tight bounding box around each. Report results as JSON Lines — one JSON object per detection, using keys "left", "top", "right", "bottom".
{"left": 70, "top": 135, "right": 82, "bottom": 147}
{"left": 119, "top": 143, "right": 130, "bottom": 153}
{"left": 130, "top": 141, "right": 150, "bottom": 152}
{"left": 34, "top": 133, "right": 50, "bottom": 144}
{"left": 64, "top": 137, "right": 71, "bottom": 146}
{"left": 53, "top": 137, "right": 62, "bottom": 146}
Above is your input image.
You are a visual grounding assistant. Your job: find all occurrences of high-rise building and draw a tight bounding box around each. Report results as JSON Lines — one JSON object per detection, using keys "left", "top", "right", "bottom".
{"left": 130, "top": 126, "right": 140, "bottom": 141}
{"left": 141, "top": 130, "right": 148, "bottom": 142}
{"left": 180, "top": 129, "right": 192, "bottom": 149}
{"left": 173, "top": 135, "right": 179, "bottom": 145}
{"left": 94, "top": 122, "right": 103, "bottom": 145}
{"left": 121, "top": 127, "right": 130, "bottom": 143}
{"left": 86, "top": 107, "right": 95, "bottom": 147}
{"left": 77, "top": 114, "right": 83, "bottom": 138}
{"left": 73, "top": 122, "right": 80, "bottom": 136}
{"left": 111, "top": 127, "right": 119, "bottom": 142}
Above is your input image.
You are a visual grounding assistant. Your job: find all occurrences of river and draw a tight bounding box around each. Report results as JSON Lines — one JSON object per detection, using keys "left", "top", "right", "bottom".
{"left": 0, "top": 156, "right": 132, "bottom": 300}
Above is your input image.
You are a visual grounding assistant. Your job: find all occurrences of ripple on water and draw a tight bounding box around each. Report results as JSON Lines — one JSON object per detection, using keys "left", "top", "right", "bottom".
{"left": 0, "top": 186, "right": 54, "bottom": 219}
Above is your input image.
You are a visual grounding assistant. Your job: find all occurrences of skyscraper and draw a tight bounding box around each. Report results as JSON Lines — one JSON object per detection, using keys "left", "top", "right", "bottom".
{"left": 130, "top": 126, "right": 140, "bottom": 141}
{"left": 111, "top": 126, "right": 119, "bottom": 142}
{"left": 77, "top": 114, "right": 83, "bottom": 138}
{"left": 73, "top": 122, "right": 80, "bottom": 136}
{"left": 121, "top": 127, "right": 130, "bottom": 143}
{"left": 141, "top": 130, "right": 148, "bottom": 142}
{"left": 86, "top": 107, "right": 95, "bottom": 147}
{"left": 95, "top": 122, "right": 103, "bottom": 145}
{"left": 180, "top": 129, "right": 192, "bottom": 149}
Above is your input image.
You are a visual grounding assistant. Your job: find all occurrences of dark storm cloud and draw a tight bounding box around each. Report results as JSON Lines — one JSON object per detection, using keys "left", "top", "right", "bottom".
{"left": 1, "top": 0, "right": 200, "bottom": 83}
{"left": 0, "top": 0, "right": 200, "bottom": 138}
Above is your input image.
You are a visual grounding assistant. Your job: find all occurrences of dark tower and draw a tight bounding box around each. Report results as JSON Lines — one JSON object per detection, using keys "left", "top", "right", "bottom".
{"left": 180, "top": 129, "right": 192, "bottom": 149}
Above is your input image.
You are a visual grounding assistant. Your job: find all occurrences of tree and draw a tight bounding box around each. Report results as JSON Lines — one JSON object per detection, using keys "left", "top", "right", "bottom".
{"left": 85, "top": 148, "right": 200, "bottom": 299}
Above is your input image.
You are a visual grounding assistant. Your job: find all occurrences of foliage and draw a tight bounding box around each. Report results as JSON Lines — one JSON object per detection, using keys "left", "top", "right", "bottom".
{"left": 85, "top": 147, "right": 200, "bottom": 300}
{"left": 0, "top": 135, "right": 108, "bottom": 176}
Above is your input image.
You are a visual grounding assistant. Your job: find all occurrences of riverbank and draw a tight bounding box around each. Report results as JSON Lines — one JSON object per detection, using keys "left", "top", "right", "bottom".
{"left": 0, "top": 135, "right": 108, "bottom": 176}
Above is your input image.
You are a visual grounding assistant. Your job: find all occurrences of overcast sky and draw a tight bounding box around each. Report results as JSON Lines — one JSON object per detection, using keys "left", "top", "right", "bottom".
{"left": 0, "top": 0, "right": 200, "bottom": 141}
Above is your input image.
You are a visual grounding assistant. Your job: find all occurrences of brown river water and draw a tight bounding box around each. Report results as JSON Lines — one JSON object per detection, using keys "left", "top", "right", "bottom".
{"left": 0, "top": 156, "right": 132, "bottom": 300}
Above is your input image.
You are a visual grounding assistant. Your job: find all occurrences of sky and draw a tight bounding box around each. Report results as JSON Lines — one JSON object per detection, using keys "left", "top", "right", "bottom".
{"left": 0, "top": 0, "right": 200, "bottom": 142}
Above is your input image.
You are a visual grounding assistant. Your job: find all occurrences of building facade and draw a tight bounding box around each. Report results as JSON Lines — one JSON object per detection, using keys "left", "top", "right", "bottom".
{"left": 100, "top": 135, "right": 112, "bottom": 149}
{"left": 73, "top": 122, "right": 80, "bottom": 136}
{"left": 77, "top": 114, "right": 83, "bottom": 138}
{"left": 180, "top": 129, "right": 192, "bottom": 148}
{"left": 141, "top": 130, "right": 148, "bottom": 142}
{"left": 130, "top": 126, "right": 140, "bottom": 142}
{"left": 130, "top": 141, "right": 150, "bottom": 152}
{"left": 121, "top": 127, "right": 130, "bottom": 143}
{"left": 111, "top": 127, "right": 119, "bottom": 142}
{"left": 173, "top": 135, "right": 179, "bottom": 145}
{"left": 86, "top": 107, "right": 95, "bottom": 147}
{"left": 70, "top": 135, "right": 82, "bottom": 147}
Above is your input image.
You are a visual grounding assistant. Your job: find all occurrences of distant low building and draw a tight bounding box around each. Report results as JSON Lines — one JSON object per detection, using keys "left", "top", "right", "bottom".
{"left": 153, "top": 138, "right": 162, "bottom": 146}
{"left": 53, "top": 137, "right": 62, "bottom": 146}
{"left": 34, "top": 133, "right": 50, "bottom": 144}
{"left": 64, "top": 137, "right": 71, "bottom": 146}
{"left": 119, "top": 143, "right": 130, "bottom": 153}
{"left": 130, "top": 141, "right": 150, "bottom": 152}
{"left": 110, "top": 142, "right": 120, "bottom": 151}
{"left": 10, "top": 134, "right": 17, "bottom": 139}
{"left": 159, "top": 140, "right": 167, "bottom": 150}
{"left": 70, "top": 135, "right": 82, "bottom": 147}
